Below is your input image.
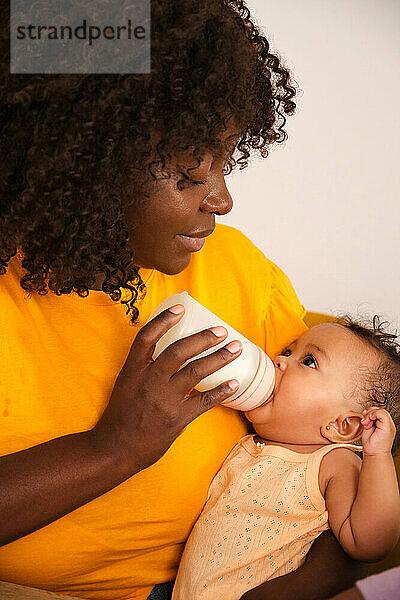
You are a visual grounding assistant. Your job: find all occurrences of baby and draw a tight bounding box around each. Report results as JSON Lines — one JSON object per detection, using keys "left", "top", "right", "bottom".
{"left": 172, "top": 315, "right": 400, "bottom": 600}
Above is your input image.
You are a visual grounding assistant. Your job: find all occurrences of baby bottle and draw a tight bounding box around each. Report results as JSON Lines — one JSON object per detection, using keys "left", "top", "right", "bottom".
{"left": 146, "top": 292, "right": 275, "bottom": 411}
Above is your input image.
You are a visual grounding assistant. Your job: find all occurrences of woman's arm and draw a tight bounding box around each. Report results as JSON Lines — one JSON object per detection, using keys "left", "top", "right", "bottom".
{"left": 0, "top": 429, "right": 132, "bottom": 546}
{"left": 240, "top": 530, "right": 367, "bottom": 600}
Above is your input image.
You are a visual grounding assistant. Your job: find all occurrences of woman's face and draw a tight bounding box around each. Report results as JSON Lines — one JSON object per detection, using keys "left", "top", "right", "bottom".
{"left": 123, "top": 135, "right": 238, "bottom": 275}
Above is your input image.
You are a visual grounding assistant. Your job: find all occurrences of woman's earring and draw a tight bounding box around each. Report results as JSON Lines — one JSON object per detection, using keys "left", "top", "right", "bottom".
{"left": 326, "top": 425, "right": 330, "bottom": 430}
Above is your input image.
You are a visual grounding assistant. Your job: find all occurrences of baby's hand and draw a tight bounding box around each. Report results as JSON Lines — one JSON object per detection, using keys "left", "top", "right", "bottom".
{"left": 361, "top": 408, "right": 396, "bottom": 456}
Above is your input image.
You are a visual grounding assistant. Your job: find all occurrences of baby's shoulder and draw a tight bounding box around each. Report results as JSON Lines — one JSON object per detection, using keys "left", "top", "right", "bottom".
{"left": 318, "top": 447, "right": 362, "bottom": 498}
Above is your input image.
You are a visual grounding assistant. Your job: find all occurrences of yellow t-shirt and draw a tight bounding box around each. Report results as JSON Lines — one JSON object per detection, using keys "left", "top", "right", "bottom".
{"left": 0, "top": 224, "right": 307, "bottom": 600}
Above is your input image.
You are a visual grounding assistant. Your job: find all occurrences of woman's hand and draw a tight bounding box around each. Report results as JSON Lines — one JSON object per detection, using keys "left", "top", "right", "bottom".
{"left": 92, "top": 304, "right": 242, "bottom": 471}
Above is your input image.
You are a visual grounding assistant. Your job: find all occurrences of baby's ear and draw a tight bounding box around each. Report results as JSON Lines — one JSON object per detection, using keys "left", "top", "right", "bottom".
{"left": 321, "top": 412, "right": 364, "bottom": 444}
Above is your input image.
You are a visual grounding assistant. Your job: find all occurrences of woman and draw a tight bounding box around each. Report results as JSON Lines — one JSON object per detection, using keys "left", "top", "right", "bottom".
{"left": 0, "top": 1, "right": 364, "bottom": 599}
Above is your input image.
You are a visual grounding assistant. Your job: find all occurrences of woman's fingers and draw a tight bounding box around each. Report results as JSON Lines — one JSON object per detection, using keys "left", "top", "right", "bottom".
{"left": 153, "top": 326, "right": 229, "bottom": 375}
{"left": 182, "top": 380, "right": 240, "bottom": 425}
{"left": 170, "top": 340, "right": 242, "bottom": 392}
{"left": 130, "top": 304, "right": 186, "bottom": 366}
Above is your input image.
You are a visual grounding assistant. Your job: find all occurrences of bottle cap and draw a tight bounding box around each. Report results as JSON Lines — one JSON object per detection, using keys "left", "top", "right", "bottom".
{"left": 221, "top": 347, "right": 275, "bottom": 411}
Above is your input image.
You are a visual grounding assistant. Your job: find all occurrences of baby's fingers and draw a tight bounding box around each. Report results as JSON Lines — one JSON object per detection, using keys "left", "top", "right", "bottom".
{"left": 361, "top": 410, "right": 374, "bottom": 428}
{"left": 362, "top": 407, "right": 386, "bottom": 422}
{"left": 361, "top": 417, "right": 374, "bottom": 430}
{"left": 361, "top": 408, "right": 395, "bottom": 432}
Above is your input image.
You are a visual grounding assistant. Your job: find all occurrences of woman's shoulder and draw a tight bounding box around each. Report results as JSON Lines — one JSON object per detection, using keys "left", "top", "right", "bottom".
{"left": 204, "top": 225, "right": 304, "bottom": 312}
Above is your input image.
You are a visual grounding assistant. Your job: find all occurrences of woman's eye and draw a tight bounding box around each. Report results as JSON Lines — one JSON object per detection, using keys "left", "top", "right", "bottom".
{"left": 190, "top": 179, "right": 207, "bottom": 186}
{"left": 302, "top": 355, "right": 316, "bottom": 368}
{"left": 180, "top": 172, "right": 207, "bottom": 187}
{"left": 281, "top": 349, "right": 291, "bottom": 356}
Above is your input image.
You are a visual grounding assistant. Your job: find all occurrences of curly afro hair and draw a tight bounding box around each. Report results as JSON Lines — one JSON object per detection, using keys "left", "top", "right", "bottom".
{"left": 0, "top": 0, "right": 299, "bottom": 325}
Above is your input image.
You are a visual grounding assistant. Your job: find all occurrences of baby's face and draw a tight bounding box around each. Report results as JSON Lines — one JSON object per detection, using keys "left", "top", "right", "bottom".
{"left": 245, "top": 323, "right": 376, "bottom": 445}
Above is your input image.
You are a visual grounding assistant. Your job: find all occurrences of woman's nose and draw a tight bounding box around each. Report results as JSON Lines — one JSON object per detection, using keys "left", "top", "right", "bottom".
{"left": 200, "top": 177, "right": 233, "bottom": 216}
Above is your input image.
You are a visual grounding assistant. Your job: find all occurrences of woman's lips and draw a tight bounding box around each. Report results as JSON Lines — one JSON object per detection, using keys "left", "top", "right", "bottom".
{"left": 177, "top": 235, "right": 206, "bottom": 252}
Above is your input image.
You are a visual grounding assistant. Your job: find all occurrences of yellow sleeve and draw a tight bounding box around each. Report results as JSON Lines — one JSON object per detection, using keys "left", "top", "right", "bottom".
{"left": 264, "top": 261, "right": 308, "bottom": 359}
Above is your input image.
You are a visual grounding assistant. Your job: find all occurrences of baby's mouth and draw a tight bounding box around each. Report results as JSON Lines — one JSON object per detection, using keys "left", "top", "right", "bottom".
{"left": 257, "top": 390, "right": 274, "bottom": 409}
{"left": 259, "top": 377, "right": 280, "bottom": 408}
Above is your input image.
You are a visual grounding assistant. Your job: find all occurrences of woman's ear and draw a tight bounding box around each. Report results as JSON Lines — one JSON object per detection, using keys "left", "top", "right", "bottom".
{"left": 321, "top": 412, "right": 364, "bottom": 444}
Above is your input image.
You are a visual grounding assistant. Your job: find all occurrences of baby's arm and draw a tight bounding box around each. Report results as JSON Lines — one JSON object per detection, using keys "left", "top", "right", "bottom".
{"left": 321, "top": 409, "right": 400, "bottom": 562}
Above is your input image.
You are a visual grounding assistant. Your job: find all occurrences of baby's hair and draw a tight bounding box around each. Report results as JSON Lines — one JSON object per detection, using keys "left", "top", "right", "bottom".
{"left": 335, "top": 315, "right": 400, "bottom": 455}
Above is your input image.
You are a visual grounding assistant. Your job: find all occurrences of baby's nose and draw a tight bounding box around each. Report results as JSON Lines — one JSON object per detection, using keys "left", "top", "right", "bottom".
{"left": 274, "top": 357, "right": 287, "bottom": 371}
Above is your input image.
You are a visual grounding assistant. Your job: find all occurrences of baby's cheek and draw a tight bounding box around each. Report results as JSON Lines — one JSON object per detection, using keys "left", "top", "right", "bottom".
{"left": 245, "top": 402, "right": 273, "bottom": 424}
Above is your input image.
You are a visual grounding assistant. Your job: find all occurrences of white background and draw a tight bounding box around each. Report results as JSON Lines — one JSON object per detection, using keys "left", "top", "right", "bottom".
{"left": 223, "top": 0, "right": 399, "bottom": 330}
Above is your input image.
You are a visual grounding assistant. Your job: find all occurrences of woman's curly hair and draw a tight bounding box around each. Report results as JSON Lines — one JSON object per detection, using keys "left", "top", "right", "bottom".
{"left": 0, "top": 0, "right": 299, "bottom": 325}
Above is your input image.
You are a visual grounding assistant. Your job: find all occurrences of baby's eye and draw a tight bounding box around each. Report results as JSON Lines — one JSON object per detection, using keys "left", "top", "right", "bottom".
{"left": 281, "top": 348, "right": 291, "bottom": 356}
{"left": 302, "top": 355, "right": 316, "bottom": 369}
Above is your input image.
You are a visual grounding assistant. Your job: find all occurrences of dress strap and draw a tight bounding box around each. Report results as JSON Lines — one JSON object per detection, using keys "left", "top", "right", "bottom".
{"left": 305, "top": 443, "right": 362, "bottom": 511}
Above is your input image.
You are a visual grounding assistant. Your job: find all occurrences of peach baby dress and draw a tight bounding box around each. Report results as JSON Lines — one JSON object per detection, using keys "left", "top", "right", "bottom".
{"left": 172, "top": 435, "right": 361, "bottom": 600}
